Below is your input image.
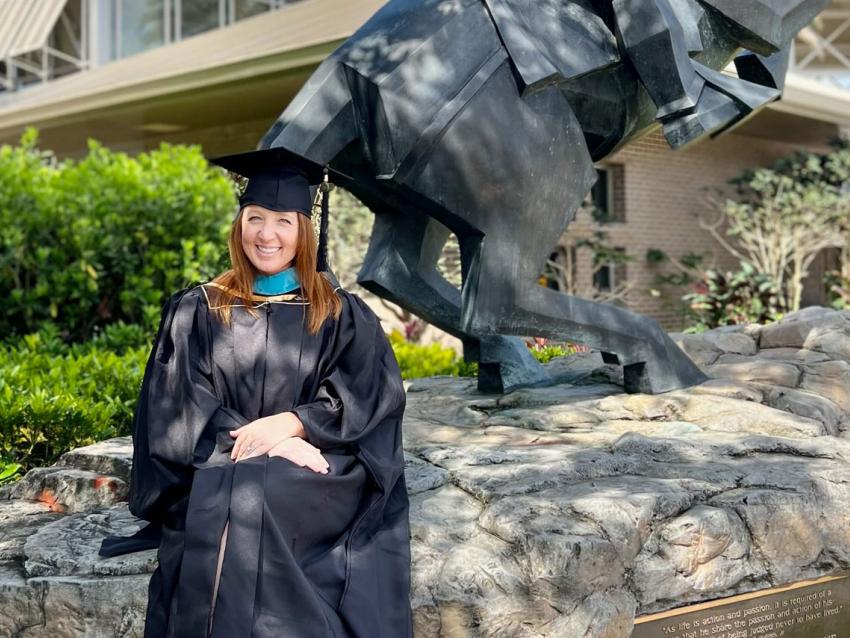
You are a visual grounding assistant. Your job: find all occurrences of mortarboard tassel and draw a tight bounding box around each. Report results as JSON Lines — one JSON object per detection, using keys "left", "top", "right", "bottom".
{"left": 316, "top": 166, "right": 332, "bottom": 272}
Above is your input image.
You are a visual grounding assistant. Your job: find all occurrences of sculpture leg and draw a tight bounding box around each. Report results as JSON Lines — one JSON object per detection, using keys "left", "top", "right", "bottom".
{"left": 387, "top": 55, "right": 706, "bottom": 394}
{"left": 734, "top": 45, "right": 792, "bottom": 92}
{"left": 460, "top": 229, "right": 708, "bottom": 394}
{"left": 356, "top": 203, "right": 551, "bottom": 393}
{"left": 661, "top": 55, "right": 781, "bottom": 149}
{"left": 612, "top": 0, "right": 704, "bottom": 120}
{"left": 428, "top": 68, "right": 705, "bottom": 394}
{"left": 612, "top": 0, "right": 771, "bottom": 150}
{"left": 698, "top": 0, "right": 830, "bottom": 54}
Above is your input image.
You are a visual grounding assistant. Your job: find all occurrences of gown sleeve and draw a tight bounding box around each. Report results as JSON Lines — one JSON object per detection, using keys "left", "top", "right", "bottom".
{"left": 289, "top": 290, "right": 406, "bottom": 454}
{"left": 127, "top": 286, "right": 249, "bottom": 526}
{"left": 291, "top": 290, "right": 412, "bottom": 634}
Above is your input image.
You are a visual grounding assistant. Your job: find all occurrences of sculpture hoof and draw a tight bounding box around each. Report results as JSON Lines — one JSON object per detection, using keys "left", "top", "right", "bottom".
{"left": 660, "top": 86, "right": 741, "bottom": 150}
{"left": 661, "top": 112, "right": 707, "bottom": 149}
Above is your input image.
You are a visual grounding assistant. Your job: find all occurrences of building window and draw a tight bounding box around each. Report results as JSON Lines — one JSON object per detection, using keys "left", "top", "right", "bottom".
{"left": 590, "top": 165, "right": 625, "bottom": 224}
{"left": 1, "top": 1, "right": 304, "bottom": 92}
{"left": 235, "top": 0, "right": 278, "bottom": 20}
{"left": 179, "top": 0, "right": 223, "bottom": 39}
{"left": 109, "top": 0, "right": 292, "bottom": 61}
{"left": 593, "top": 247, "right": 627, "bottom": 293}
{"left": 116, "top": 0, "right": 167, "bottom": 58}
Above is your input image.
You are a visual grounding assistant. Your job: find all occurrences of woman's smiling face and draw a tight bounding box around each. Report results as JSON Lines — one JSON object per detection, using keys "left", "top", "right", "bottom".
{"left": 240, "top": 204, "right": 300, "bottom": 275}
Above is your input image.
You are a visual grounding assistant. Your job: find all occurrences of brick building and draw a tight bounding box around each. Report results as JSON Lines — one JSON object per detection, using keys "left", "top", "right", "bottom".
{"left": 566, "top": 119, "right": 847, "bottom": 329}
{"left": 1, "top": 0, "right": 849, "bottom": 335}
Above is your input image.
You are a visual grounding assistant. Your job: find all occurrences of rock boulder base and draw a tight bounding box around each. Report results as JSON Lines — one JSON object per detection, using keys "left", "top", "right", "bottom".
{"left": 5, "top": 307, "right": 850, "bottom": 636}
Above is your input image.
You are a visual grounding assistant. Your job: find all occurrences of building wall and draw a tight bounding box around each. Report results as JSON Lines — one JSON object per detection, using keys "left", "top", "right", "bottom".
{"left": 564, "top": 129, "right": 835, "bottom": 332}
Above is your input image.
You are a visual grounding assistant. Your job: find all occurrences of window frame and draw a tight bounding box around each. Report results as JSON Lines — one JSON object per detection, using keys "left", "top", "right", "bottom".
{"left": 592, "top": 246, "right": 628, "bottom": 293}
{"left": 110, "top": 0, "right": 284, "bottom": 60}
{"left": 590, "top": 165, "right": 625, "bottom": 225}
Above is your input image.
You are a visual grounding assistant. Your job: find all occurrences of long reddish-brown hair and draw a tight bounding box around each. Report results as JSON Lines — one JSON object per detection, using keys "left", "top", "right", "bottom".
{"left": 208, "top": 206, "right": 342, "bottom": 334}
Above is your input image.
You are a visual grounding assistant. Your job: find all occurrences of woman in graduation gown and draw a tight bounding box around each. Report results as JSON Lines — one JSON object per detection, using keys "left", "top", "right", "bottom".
{"left": 99, "top": 148, "right": 412, "bottom": 637}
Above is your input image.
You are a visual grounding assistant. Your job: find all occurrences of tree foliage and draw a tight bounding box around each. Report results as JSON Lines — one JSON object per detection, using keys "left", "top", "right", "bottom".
{"left": 700, "top": 136, "right": 850, "bottom": 313}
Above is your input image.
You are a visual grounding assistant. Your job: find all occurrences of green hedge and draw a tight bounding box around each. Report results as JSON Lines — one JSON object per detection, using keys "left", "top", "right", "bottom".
{"left": 0, "top": 128, "right": 235, "bottom": 342}
{"left": 0, "top": 325, "right": 149, "bottom": 482}
{"left": 389, "top": 330, "right": 478, "bottom": 378}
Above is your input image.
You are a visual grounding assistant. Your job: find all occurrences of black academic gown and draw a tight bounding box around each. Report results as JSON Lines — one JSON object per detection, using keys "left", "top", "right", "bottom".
{"left": 99, "top": 282, "right": 412, "bottom": 638}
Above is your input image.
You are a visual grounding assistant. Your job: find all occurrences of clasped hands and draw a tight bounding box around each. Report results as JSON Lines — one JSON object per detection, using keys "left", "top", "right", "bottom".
{"left": 228, "top": 412, "right": 329, "bottom": 474}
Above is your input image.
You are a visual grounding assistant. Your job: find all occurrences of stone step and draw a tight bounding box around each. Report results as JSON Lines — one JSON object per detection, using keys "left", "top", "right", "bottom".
{"left": 0, "top": 500, "right": 61, "bottom": 562}
{"left": 24, "top": 505, "right": 157, "bottom": 579}
{"left": 0, "top": 466, "right": 127, "bottom": 514}
{"left": 0, "top": 560, "right": 43, "bottom": 638}
{"left": 0, "top": 567, "right": 151, "bottom": 638}
{"left": 55, "top": 436, "right": 133, "bottom": 482}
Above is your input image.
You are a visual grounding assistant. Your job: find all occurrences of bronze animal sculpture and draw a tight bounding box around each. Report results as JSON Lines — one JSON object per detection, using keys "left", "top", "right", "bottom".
{"left": 250, "top": 0, "right": 827, "bottom": 394}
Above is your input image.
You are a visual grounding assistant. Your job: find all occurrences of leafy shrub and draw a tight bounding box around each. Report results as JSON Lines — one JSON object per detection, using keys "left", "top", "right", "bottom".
{"left": 0, "top": 328, "right": 147, "bottom": 474}
{"left": 646, "top": 137, "right": 850, "bottom": 327}
{"left": 648, "top": 248, "right": 784, "bottom": 330}
{"left": 528, "top": 344, "right": 573, "bottom": 363}
{"left": 0, "top": 128, "right": 236, "bottom": 342}
{"left": 826, "top": 269, "right": 850, "bottom": 310}
{"left": 388, "top": 330, "right": 478, "bottom": 378}
{"left": 0, "top": 462, "right": 22, "bottom": 486}
{"left": 682, "top": 262, "right": 782, "bottom": 331}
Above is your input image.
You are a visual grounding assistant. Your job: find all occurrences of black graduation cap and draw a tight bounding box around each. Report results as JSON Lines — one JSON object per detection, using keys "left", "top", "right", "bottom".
{"left": 208, "top": 147, "right": 337, "bottom": 272}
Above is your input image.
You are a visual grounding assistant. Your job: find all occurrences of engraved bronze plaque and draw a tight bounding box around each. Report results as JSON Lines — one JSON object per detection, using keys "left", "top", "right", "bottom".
{"left": 632, "top": 573, "right": 850, "bottom": 638}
